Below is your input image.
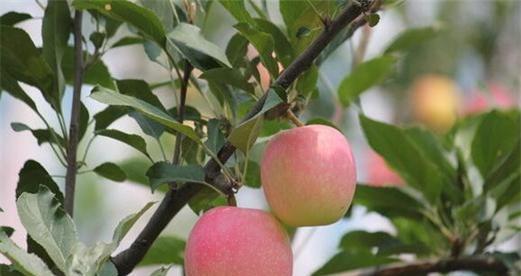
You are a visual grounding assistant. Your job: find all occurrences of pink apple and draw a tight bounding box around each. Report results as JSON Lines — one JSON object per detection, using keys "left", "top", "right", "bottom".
{"left": 366, "top": 151, "right": 403, "bottom": 187}
{"left": 464, "top": 83, "right": 516, "bottom": 115}
{"left": 261, "top": 125, "right": 357, "bottom": 227}
{"left": 184, "top": 206, "right": 292, "bottom": 276}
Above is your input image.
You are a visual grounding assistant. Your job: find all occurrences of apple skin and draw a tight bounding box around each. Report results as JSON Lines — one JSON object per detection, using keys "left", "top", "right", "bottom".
{"left": 465, "top": 83, "right": 516, "bottom": 114}
{"left": 261, "top": 124, "right": 357, "bottom": 227}
{"left": 184, "top": 206, "right": 292, "bottom": 276}
{"left": 410, "top": 74, "right": 460, "bottom": 132}
{"left": 366, "top": 151, "right": 403, "bottom": 187}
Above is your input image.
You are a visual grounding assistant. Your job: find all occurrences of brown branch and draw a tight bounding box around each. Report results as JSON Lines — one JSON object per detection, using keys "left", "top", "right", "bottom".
{"left": 111, "top": 1, "right": 373, "bottom": 274}
{"left": 344, "top": 255, "right": 509, "bottom": 276}
{"left": 64, "top": 11, "right": 84, "bottom": 216}
{"left": 172, "top": 62, "right": 193, "bottom": 166}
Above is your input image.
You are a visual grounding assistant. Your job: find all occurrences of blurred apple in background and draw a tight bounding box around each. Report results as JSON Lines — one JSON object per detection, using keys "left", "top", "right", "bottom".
{"left": 410, "top": 74, "right": 460, "bottom": 132}
{"left": 464, "top": 82, "right": 517, "bottom": 115}
{"left": 365, "top": 150, "right": 403, "bottom": 187}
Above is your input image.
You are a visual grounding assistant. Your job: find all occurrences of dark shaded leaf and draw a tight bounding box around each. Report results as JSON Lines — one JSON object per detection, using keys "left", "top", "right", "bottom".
{"left": 340, "top": 231, "right": 426, "bottom": 256}
{"left": 253, "top": 19, "right": 294, "bottom": 66}
{"left": 11, "top": 122, "right": 66, "bottom": 147}
{"left": 313, "top": 250, "right": 396, "bottom": 275}
{"left": 139, "top": 236, "right": 186, "bottom": 266}
{"left": 200, "top": 68, "right": 254, "bottom": 94}
{"left": 353, "top": 185, "right": 424, "bottom": 219}
{"left": 16, "top": 160, "right": 64, "bottom": 203}
{"left": 226, "top": 33, "right": 249, "bottom": 68}
{"left": 0, "top": 69, "right": 38, "bottom": 112}
{"left": 218, "top": 0, "right": 255, "bottom": 25}
{"left": 188, "top": 186, "right": 227, "bottom": 215}
{"left": 97, "top": 129, "right": 150, "bottom": 159}
{"left": 242, "top": 161, "right": 261, "bottom": 188}
{"left": 234, "top": 23, "right": 279, "bottom": 78}
{"left": 111, "top": 36, "right": 146, "bottom": 48}
{"left": 94, "top": 162, "right": 127, "bottom": 182}
{"left": 205, "top": 119, "right": 225, "bottom": 155}
{"left": 146, "top": 162, "right": 206, "bottom": 191}
{"left": 62, "top": 47, "right": 114, "bottom": 89}
{"left": 0, "top": 12, "right": 32, "bottom": 26}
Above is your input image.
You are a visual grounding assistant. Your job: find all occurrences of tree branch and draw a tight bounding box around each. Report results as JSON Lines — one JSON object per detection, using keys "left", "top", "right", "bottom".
{"left": 64, "top": 11, "right": 84, "bottom": 216}
{"left": 172, "top": 62, "right": 193, "bottom": 165}
{"left": 111, "top": 1, "right": 373, "bottom": 274}
{"left": 344, "top": 255, "right": 509, "bottom": 276}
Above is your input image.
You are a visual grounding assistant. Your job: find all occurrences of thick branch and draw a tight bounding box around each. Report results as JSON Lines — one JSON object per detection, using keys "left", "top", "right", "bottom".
{"left": 345, "top": 256, "right": 509, "bottom": 276}
{"left": 112, "top": 1, "right": 372, "bottom": 274}
{"left": 64, "top": 11, "right": 84, "bottom": 216}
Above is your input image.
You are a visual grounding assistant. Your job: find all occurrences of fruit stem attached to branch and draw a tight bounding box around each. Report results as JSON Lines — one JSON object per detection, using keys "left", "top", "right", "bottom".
{"left": 287, "top": 110, "right": 305, "bottom": 127}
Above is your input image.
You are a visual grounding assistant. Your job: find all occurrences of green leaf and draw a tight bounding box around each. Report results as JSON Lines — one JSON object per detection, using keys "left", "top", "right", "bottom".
{"left": 0, "top": 69, "right": 38, "bottom": 112}
{"left": 228, "top": 89, "right": 283, "bottom": 152}
{"left": 90, "top": 86, "right": 200, "bottom": 142}
{"left": 339, "top": 231, "right": 425, "bottom": 256}
{"left": 141, "top": 0, "right": 177, "bottom": 33}
{"left": 226, "top": 33, "right": 249, "bottom": 67}
{"left": 139, "top": 236, "right": 185, "bottom": 266}
{"left": 259, "top": 119, "right": 291, "bottom": 137}
{"left": 129, "top": 111, "right": 165, "bottom": 139}
{"left": 1, "top": 227, "right": 14, "bottom": 237}
{"left": 0, "top": 25, "right": 57, "bottom": 110}
{"left": 360, "top": 115, "right": 444, "bottom": 203}
{"left": 94, "top": 106, "right": 128, "bottom": 131}
{"left": 16, "top": 160, "right": 64, "bottom": 203}
{"left": 65, "top": 242, "right": 113, "bottom": 275}
{"left": 16, "top": 186, "right": 78, "bottom": 272}
{"left": 296, "top": 65, "right": 318, "bottom": 97}
{"left": 485, "top": 140, "right": 520, "bottom": 193}
{"left": 218, "top": 0, "right": 255, "bottom": 25}
{"left": 306, "top": 117, "right": 341, "bottom": 131}
{"left": 338, "top": 55, "right": 396, "bottom": 107}
{"left": 146, "top": 162, "right": 206, "bottom": 191}
{"left": 0, "top": 231, "right": 54, "bottom": 276}
{"left": 234, "top": 23, "right": 279, "bottom": 78}
{"left": 188, "top": 185, "right": 227, "bottom": 215}
{"left": 111, "top": 36, "right": 146, "bottom": 48}
{"left": 79, "top": 102, "right": 90, "bottom": 141}
{"left": 253, "top": 19, "right": 294, "bottom": 66}
{"left": 471, "top": 110, "right": 520, "bottom": 178}
{"left": 353, "top": 185, "right": 424, "bottom": 219}
{"left": 62, "top": 47, "right": 114, "bottom": 89}
{"left": 73, "top": 0, "right": 166, "bottom": 45}
{"left": 205, "top": 119, "right": 225, "bottom": 155}
{"left": 166, "top": 23, "right": 231, "bottom": 69}
{"left": 0, "top": 263, "right": 24, "bottom": 276}
{"left": 0, "top": 12, "right": 31, "bottom": 26}
{"left": 42, "top": 0, "right": 72, "bottom": 103}
{"left": 94, "top": 162, "right": 127, "bottom": 182}
{"left": 384, "top": 25, "right": 440, "bottom": 54}
{"left": 182, "top": 136, "right": 205, "bottom": 165}
{"left": 365, "top": 13, "right": 380, "bottom": 27}
{"left": 313, "top": 250, "right": 396, "bottom": 275}
{"left": 89, "top": 32, "right": 105, "bottom": 49}
{"left": 96, "top": 129, "right": 151, "bottom": 159}
{"left": 200, "top": 68, "right": 254, "bottom": 94}
{"left": 242, "top": 161, "right": 261, "bottom": 188}
{"left": 11, "top": 122, "right": 66, "bottom": 147}
{"left": 98, "top": 261, "right": 118, "bottom": 276}
{"left": 112, "top": 202, "right": 155, "bottom": 245}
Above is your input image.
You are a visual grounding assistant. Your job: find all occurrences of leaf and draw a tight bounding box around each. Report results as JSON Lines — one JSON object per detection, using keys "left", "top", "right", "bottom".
{"left": 90, "top": 86, "right": 200, "bottom": 142}
{"left": 112, "top": 202, "right": 155, "bottom": 245}
{"left": 0, "top": 231, "right": 54, "bottom": 276}
{"left": 182, "top": 136, "right": 205, "bottom": 165}
{"left": 139, "top": 236, "right": 185, "bottom": 266}
{"left": 306, "top": 117, "right": 340, "bottom": 131}
{"left": 94, "top": 106, "right": 128, "bottom": 131}
{"left": 146, "top": 162, "right": 206, "bottom": 191}
{"left": 65, "top": 242, "right": 113, "bottom": 276}
{"left": 365, "top": 13, "right": 380, "bottom": 27}
{"left": 166, "top": 23, "right": 231, "bottom": 69}
{"left": 384, "top": 25, "right": 440, "bottom": 54}
{"left": 11, "top": 122, "right": 66, "bottom": 147}
{"left": 296, "top": 65, "right": 318, "bottom": 97}
{"left": 359, "top": 115, "right": 444, "bottom": 203}
{"left": 111, "top": 36, "right": 146, "bottom": 48}
{"left": 228, "top": 89, "right": 283, "bottom": 152}
{"left": 218, "top": 0, "right": 255, "bottom": 25}
{"left": 471, "top": 110, "right": 520, "bottom": 178}
{"left": 94, "top": 162, "right": 127, "bottom": 182}
{"left": 73, "top": 0, "right": 166, "bottom": 45}
{"left": 62, "top": 47, "right": 114, "bottom": 89}
{"left": 16, "top": 186, "right": 78, "bottom": 272}
{"left": 485, "top": 140, "right": 520, "bottom": 193}
{"left": 313, "top": 250, "right": 396, "bottom": 275}
{"left": 200, "top": 68, "right": 254, "bottom": 94}
{"left": 42, "top": 0, "right": 72, "bottom": 102}
{"left": 353, "top": 185, "right": 424, "bottom": 219}
{"left": 205, "top": 119, "right": 225, "bottom": 154}
{"left": 96, "top": 129, "right": 151, "bottom": 159}
{"left": 0, "top": 263, "right": 24, "bottom": 276}
{"left": 79, "top": 102, "right": 90, "bottom": 141}
{"left": 188, "top": 185, "right": 227, "bottom": 215}
{"left": 338, "top": 55, "right": 396, "bottom": 107}
{"left": 129, "top": 111, "right": 165, "bottom": 139}
{"left": 0, "top": 25, "right": 57, "bottom": 109}
{"left": 141, "top": 0, "right": 177, "bottom": 33}
{"left": 234, "top": 23, "right": 279, "bottom": 78}
{"left": 339, "top": 231, "right": 424, "bottom": 256}
{"left": 242, "top": 161, "right": 261, "bottom": 188}
{"left": 1, "top": 227, "right": 14, "bottom": 237}
{"left": 16, "top": 160, "right": 64, "bottom": 203}
{"left": 0, "top": 69, "right": 38, "bottom": 112}
{"left": 98, "top": 261, "right": 118, "bottom": 276}
{"left": 226, "top": 33, "right": 249, "bottom": 67}
{"left": 253, "top": 19, "right": 294, "bottom": 66}
{"left": 0, "top": 12, "right": 32, "bottom": 26}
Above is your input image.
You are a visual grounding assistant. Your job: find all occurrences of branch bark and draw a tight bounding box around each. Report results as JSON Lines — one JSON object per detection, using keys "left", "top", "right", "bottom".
{"left": 111, "top": 1, "right": 374, "bottom": 274}
{"left": 64, "top": 11, "right": 84, "bottom": 216}
{"left": 344, "top": 255, "right": 509, "bottom": 276}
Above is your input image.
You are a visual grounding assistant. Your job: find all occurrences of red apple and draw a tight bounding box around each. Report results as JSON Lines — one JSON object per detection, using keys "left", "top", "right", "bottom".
{"left": 261, "top": 125, "right": 357, "bottom": 227}
{"left": 184, "top": 206, "right": 292, "bottom": 276}
{"left": 366, "top": 151, "right": 403, "bottom": 187}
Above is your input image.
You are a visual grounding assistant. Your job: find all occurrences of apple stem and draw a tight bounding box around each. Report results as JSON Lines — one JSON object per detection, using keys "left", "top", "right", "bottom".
{"left": 227, "top": 194, "right": 237, "bottom": 207}
{"left": 287, "top": 110, "right": 305, "bottom": 127}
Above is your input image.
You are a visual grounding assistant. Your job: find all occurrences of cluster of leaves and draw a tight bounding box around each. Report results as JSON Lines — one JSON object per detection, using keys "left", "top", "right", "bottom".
{"left": 314, "top": 110, "right": 521, "bottom": 275}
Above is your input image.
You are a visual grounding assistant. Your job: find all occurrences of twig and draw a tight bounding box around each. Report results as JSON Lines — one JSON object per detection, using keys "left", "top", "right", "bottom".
{"left": 64, "top": 11, "right": 84, "bottom": 217}
{"left": 287, "top": 110, "right": 305, "bottom": 127}
{"left": 111, "top": 2, "right": 373, "bottom": 274}
{"left": 343, "top": 255, "right": 509, "bottom": 276}
{"left": 172, "top": 62, "right": 193, "bottom": 165}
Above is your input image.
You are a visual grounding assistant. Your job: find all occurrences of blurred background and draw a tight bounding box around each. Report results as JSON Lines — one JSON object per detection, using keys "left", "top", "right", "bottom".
{"left": 1, "top": 0, "right": 519, "bottom": 275}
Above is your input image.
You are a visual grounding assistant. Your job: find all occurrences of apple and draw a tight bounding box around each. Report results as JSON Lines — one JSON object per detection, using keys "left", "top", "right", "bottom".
{"left": 410, "top": 74, "right": 460, "bottom": 132}
{"left": 366, "top": 150, "right": 403, "bottom": 187}
{"left": 261, "top": 125, "right": 357, "bottom": 227}
{"left": 184, "top": 206, "right": 292, "bottom": 276}
{"left": 464, "top": 82, "right": 516, "bottom": 115}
